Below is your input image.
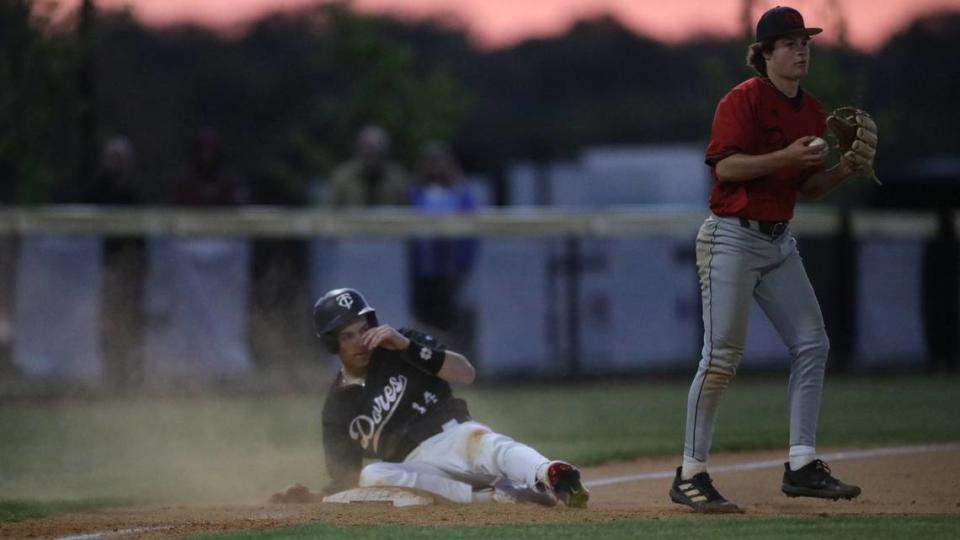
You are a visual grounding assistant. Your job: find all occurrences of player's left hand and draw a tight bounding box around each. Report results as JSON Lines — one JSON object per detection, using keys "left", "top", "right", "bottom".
{"left": 827, "top": 106, "right": 880, "bottom": 184}
{"left": 361, "top": 325, "right": 411, "bottom": 351}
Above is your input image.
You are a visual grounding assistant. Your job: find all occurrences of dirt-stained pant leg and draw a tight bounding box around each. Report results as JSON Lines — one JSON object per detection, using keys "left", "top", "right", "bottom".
{"left": 360, "top": 421, "right": 550, "bottom": 503}
{"left": 753, "top": 236, "right": 829, "bottom": 449}
{"left": 471, "top": 429, "right": 549, "bottom": 489}
{"left": 684, "top": 217, "right": 762, "bottom": 463}
{"left": 684, "top": 217, "right": 829, "bottom": 464}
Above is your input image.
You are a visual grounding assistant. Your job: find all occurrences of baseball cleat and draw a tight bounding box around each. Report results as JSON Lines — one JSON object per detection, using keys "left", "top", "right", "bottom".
{"left": 476, "top": 479, "right": 559, "bottom": 506}
{"left": 539, "top": 461, "right": 590, "bottom": 508}
{"left": 781, "top": 459, "right": 861, "bottom": 500}
{"left": 669, "top": 467, "right": 742, "bottom": 513}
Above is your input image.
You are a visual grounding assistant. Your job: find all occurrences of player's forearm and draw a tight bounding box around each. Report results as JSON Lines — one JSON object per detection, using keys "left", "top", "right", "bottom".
{"left": 399, "top": 338, "right": 475, "bottom": 384}
{"left": 714, "top": 151, "right": 793, "bottom": 182}
{"left": 799, "top": 161, "right": 854, "bottom": 199}
{"left": 437, "top": 350, "right": 476, "bottom": 385}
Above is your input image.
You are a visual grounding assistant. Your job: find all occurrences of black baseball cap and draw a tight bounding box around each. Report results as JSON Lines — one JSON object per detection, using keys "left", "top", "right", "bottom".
{"left": 756, "top": 6, "right": 822, "bottom": 42}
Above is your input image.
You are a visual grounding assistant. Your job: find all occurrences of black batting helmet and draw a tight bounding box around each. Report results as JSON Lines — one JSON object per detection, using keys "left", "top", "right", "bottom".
{"left": 313, "top": 288, "right": 378, "bottom": 354}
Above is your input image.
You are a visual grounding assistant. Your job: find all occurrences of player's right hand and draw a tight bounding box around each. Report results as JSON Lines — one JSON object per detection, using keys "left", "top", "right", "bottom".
{"left": 361, "top": 325, "right": 411, "bottom": 352}
{"left": 781, "top": 136, "right": 827, "bottom": 169}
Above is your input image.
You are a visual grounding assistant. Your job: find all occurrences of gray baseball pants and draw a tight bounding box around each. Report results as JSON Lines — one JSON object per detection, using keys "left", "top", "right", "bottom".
{"left": 684, "top": 215, "right": 829, "bottom": 463}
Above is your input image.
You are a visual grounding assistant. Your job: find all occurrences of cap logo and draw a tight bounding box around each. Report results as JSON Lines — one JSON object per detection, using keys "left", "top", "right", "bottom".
{"left": 336, "top": 293, "right": 354, "bottom": 309}
{"left": 784, "top": 11, "right": 803, "bottom": 27}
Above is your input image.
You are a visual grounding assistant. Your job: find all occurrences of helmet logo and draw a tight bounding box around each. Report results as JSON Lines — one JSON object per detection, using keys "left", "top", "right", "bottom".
{"left": 336, "top": 293, "right": 354, "bottom": 309}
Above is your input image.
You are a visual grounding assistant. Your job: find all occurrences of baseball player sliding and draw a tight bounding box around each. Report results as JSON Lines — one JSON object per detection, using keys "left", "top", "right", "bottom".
{"left": 292, "top": 287, "right": 588, "bottom": 507}
{"left": 671, "top": 6, "right": 876, "bottom": 513}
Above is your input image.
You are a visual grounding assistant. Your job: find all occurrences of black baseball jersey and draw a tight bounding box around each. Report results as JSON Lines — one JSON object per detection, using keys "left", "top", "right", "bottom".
{"left": 320, "top": 329, "right": 471, "bottom": 493}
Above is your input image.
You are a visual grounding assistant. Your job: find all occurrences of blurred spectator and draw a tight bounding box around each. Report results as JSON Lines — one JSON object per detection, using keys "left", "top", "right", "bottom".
{"left": 327, "top": 125, "right": 408, "bottom": 207}
{"left": 0, "top": 236, "right": 14, "bottom": 378}
{"left": 249, "top": 236, "right": 314, "bottom": 382}
{"left": 244, "top": 167, "right": 314, "bottom": 380}
{"left": 0, "top": 161, "right": 14, "bottom": 376}
{"left": 172, "top": 128, "right": 249, "bottom": 205}
{"left": 91, "top": 136, "right": 147, "bottom": 390}
{"left": 408, "top": 142, "right": 477, "bottom": 336}
{"left": 81, "top": 136, "right": 140, "bottom": 204}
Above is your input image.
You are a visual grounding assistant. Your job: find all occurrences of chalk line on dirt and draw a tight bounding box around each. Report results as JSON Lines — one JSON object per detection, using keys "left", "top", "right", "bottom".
{"left": 584, "top": 442, "right": 960, "bottom": 488}
{"left": 56, "top": 525, "right": 175, "bottom": 540}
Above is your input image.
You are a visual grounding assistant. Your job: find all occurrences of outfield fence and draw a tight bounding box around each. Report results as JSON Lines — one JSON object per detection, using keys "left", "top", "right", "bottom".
{"left": 0, "top": 205, "right": 955, "bottom": 388}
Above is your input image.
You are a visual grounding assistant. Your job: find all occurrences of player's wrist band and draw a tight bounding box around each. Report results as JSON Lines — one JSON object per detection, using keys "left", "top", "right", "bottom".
{"left": 403, "top": 341, "right": 446, "bottom": 375}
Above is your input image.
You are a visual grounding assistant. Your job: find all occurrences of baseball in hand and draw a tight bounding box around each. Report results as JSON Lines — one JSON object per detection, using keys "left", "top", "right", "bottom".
{"left": 807, "top": 137, "right": 827, "bottom": 150}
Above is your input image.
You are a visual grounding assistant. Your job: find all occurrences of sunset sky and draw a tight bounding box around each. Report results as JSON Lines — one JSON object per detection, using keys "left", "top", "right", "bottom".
{"left": 59, "top": 0, "right": 960, "bottom": 50}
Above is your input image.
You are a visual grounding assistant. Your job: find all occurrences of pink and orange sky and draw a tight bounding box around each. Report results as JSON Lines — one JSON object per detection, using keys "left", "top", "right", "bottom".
{"left": 61, "top": 0, "right": 960, "bottom": 50}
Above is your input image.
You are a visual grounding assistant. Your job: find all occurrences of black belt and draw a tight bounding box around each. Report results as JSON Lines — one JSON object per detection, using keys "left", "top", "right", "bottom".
{"left": 738, "top": 217, "right": 788, "bottom": 237}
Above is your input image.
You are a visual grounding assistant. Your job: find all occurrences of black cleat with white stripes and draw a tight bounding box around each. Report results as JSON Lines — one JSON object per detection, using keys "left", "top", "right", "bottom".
{"left": 669, "top": 466, "right": 742, "bottom": 513}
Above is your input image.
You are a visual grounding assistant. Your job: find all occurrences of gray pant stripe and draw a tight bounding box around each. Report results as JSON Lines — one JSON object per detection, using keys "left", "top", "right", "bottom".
{"left": 690, "top": 219, "right": 717, "bottom": 459}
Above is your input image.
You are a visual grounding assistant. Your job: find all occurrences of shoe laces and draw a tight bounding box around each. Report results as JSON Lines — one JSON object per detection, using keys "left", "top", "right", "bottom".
{"left": 810, "top": 459, "right": 831, "bottom": 475}
{"left": 692, "top": 473, "right": 724, "bottom": 500}
{"left": 802, "top": 459, "right": 840, "bottom": 483}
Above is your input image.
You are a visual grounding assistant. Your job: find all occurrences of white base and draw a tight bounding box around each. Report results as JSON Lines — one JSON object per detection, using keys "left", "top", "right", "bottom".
{"left": 321, "top": 487, "right": 436, "bottom": 507}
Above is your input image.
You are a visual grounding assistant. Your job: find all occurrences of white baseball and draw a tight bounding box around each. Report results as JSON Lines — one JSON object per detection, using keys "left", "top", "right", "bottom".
{"left": 807, "top": 137, "right": 827, "bottom": 149}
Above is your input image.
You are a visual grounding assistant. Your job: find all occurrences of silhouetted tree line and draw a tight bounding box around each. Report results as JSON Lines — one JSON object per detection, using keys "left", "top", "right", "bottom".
{"left": 2, "top": 0, "right": 959, "bottom": 206}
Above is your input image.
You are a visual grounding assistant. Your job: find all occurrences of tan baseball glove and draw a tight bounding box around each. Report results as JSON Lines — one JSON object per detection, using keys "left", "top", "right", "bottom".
{"left": 827, "top": 106, "right": 881, "bottom": 185}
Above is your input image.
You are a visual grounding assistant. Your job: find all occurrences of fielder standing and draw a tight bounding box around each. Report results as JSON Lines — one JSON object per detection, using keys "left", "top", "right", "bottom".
{"left": 670, "top": 6, "right": 875, "bottom": 513}
{"left": 308, "top": 287, "right": 589, "bottom": 507}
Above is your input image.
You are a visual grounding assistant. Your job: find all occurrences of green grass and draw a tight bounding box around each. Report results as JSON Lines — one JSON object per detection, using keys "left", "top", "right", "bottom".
{"left": 190, "top": 516, "right": 960, "bottom": 540}
{"left": 0, "top": 497, "right": 132, "bottom": 522}
{"left": 459, "top": 375, "right": 960, "bottom": 464}
{"left": 0, "top": 375, "right": 957, "bottom": 521}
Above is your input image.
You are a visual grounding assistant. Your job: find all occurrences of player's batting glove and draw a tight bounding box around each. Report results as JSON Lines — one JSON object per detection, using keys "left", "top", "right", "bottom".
{"left": 827, "top": 106, "right": 881, "bottom": 185}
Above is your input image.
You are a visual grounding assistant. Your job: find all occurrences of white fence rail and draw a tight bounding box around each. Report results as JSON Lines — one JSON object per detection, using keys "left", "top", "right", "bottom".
{"left": 0, "top": 205, "right": 949, "bottom": 238}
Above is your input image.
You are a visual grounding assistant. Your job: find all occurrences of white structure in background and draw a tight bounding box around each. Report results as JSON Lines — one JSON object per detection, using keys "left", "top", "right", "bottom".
{"left": 144, "top": 238, "right": 253, "bottom": 379}
{"left": 471, "top": 238, "right": 556, "bottom": 375}
{"left": 476, "top": 145, "right": 713, "bottom": 374}
{"left": 856, "top": 238, "right": 926, "bottom": 366}
{"left": 13, "top": 235, "right": 259, "bottom": 383}
{"left": 475, "top": 144, "right": 857, "bottom": 374}
{"left": 509, "top": 144, "right": 710, "bottom": 207}
{"left": 13, "top": 236, "right": 104, "bottom": 380}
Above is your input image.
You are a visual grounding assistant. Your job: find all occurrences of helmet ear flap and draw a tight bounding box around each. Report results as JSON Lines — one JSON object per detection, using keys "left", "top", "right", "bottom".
{"left": 321, "top": 333, "right": 339, "bottom": 354}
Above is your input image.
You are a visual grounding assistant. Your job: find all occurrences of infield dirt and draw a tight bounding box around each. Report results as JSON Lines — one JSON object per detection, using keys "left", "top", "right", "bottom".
{"left": 3, "top": 445, "right": 958, "bottom": 539}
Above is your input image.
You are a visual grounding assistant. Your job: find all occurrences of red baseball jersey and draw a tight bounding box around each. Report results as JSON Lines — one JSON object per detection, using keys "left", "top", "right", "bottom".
{"left": 705, "top": 77, "right": 826, "bottom": 221}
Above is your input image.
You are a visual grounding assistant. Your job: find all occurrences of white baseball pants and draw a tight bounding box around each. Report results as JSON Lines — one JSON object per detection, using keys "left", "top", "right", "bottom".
{"left": 358, "top": 420, "right": 551, "bottom": 503}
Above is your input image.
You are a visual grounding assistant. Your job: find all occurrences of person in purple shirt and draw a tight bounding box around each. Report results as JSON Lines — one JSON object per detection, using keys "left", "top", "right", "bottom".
{"left": 407, "top": 142, "right": 477, "bottom": 337}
